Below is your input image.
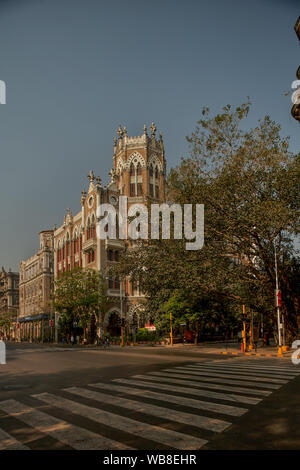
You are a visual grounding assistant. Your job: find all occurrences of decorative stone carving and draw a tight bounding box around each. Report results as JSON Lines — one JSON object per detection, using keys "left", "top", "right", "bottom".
{"left": 88, "top": 170, "right": 95, "bottom": 183}
{"left": 148, "top": 154, "right": 163, "bottom": 172}
{"left": 126, "top": 152, "right": 146, "bottom": 169}
{"left": 150, "top": 122, "right": 156, "bottom": 137}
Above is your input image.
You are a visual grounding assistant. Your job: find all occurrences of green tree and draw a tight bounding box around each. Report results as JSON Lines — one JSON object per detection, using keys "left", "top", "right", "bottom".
{"left": 116, "top": 103, "right": 300, "bottom": 344}
{"left": 0, "top": 310, "right": 17, "bottom": 337}
{"left": 54, "top": 268, "right": 109, "bottom": 342}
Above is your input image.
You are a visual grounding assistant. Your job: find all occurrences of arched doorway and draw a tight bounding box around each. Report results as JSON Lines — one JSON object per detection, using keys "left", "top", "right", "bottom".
{"left": 107, "top": 311, "right": 121, "bottom": 337}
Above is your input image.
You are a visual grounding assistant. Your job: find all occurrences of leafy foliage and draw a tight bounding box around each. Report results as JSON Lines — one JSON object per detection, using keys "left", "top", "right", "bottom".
{"left": 54, "top": 268, "right": 109, "bottom": 340}
{"left": 116, "top": 103, "right": 300, "bottom": 344}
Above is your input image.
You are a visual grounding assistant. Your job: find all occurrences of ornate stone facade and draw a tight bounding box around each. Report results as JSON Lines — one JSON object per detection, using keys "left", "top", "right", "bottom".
{"left": 18, "top": 230, "right": 54, "bottom": 341}
{"left": 0, "top": 267, "right": 19, "bottom": 314}
{"left": 54, "top": 123, "right": 166, "bottom": 336}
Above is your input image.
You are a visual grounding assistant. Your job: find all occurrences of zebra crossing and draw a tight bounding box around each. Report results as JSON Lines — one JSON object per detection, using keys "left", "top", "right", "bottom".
{"left": 0, "top": 359, "right": 299, "bottom": 450}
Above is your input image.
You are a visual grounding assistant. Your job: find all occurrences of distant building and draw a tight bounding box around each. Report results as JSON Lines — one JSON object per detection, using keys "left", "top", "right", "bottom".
{"left": 19, "top": 230, "right": 54, "bottom": 341}
{"left": 0, "top": 267, "right": 19, "bottom": 339}
{"left": 54, "top": 123, "right": 166, "bottom": 338}
{"left": 0, "top": 267, "right": 19, "bottom": 314}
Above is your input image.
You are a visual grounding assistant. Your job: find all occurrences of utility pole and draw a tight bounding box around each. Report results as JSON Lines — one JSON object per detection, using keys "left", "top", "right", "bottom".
{"left": 249, "top": 311, "right": 254, "bottom": 350}
{"left": 170, "top": 312, "right": 173, "bottom": 346}
{"left": 274, "top": 238, "right": 283, "bottom": 355}
{"left": 120, "top": 279, "right": 124, "bottom": 347}
{"left": 242, "top": 305, "right": 247, "bottom": 353}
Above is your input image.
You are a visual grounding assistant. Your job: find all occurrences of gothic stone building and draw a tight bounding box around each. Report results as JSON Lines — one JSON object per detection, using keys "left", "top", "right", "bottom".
{"left": 0, "top": 266, "right": 19, "bottom": 314}
{"left": 54, "top": 123, "right": 166, "bottom": 337}
{"left": 0, "top": 267, "right": 19, "bottom": 338}
{"left": 19, "top": 230, "right": 54, "bottom": 341}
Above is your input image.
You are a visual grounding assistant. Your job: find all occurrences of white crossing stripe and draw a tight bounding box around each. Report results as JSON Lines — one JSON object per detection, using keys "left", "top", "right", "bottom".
{"left": 0, "top": 427, "right": 29, "bottom": 450}
{"left": 112, "top": 378, "right": 261, "bottom": 405}
{"left": 67, "top": 386, "right": 230, "bottom": 431}
{"left": 0, "top": 399, "right": 131, "bottom": 450}
{"left": 196, "top": 362, "right": 300, "bottom": 374}
{"left": 132, "top": 374, "right": 272, "bottom": 397}
{"left": 149, "top": 371, "right": 280, "bottom": 389}
{"left": 88, "top": 382, "right": 247, "bottom": 417}
{"left": 171, "top": 366, "right": 287, "bottom": 384}
{"left": 33, "top": 392, "right": 208, "bottom": 450}
{"left": 186, "top": 364, "right": 297, "bottom": 379}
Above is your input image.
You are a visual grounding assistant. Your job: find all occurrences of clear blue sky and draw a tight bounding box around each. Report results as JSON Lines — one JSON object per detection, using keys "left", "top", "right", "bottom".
{"left": 0, "top": 0, "right": 299, "bottom": 271}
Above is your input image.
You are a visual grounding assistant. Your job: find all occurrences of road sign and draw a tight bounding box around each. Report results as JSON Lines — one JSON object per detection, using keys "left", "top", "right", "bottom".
{"left": 145, "top": 324, "right": 156, "bottom": 331}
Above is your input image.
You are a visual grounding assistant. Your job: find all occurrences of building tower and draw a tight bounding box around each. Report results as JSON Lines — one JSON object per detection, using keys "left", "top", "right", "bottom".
{"left": 112, "top": 123, "right": 166, "bottom": 203}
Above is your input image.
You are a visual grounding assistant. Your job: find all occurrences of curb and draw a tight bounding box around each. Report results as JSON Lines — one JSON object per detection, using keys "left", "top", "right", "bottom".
{"left": 220, "top": 350, "right": 290, "bottom": 358}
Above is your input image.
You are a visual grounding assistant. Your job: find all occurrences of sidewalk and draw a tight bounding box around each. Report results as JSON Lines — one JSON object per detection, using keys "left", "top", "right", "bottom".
{"left": 163, "top": 342, "right": 292, "bottom": 358}
{"left": 7, "top": 340, "right": 292, "bottom": 358}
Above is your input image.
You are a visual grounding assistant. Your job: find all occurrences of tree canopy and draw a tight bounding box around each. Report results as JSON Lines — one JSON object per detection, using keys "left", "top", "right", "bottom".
{"left": 116, "top": 102, "right": 300, "bottom": 343}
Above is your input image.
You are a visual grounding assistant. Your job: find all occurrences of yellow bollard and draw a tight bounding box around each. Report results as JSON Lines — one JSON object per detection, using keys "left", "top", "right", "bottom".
{"left": 278, "top": 346, "right": 283, "bottom": 357}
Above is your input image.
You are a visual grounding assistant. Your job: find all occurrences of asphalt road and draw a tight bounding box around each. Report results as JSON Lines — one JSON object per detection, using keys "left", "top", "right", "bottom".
{"left": 0, "top": 342, "right": 299, "bottom": 450}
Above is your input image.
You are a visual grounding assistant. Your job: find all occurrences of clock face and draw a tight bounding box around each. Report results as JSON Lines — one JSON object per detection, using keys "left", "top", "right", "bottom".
{"left": 109, "top": 195, "right": 118, "bottom": 206}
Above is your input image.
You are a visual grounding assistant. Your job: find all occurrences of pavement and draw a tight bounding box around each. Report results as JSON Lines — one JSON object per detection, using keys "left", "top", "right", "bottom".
{"left": 0, "top": 341, "right": 299, "bottom": 451}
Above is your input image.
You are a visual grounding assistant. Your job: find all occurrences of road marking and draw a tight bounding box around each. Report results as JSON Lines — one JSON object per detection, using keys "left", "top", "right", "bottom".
{"left": 112, "top": 378, "right": 261, "bottom": 405}
{"left": 87, "top": 382, "right": 246, "bottom": 417}
{"left": 149, "top": 371, "right": 280, "bottom": 389}
{"left": 0, "top": 427, "right": 29, "bottom": 450}
{"left": 67, "top": 385, "right": 230, "bottom": 431}
{"left": 132, "top": 374, "right": 272, "bottom": 396}
{"left": 32, "top": 392, "right": 208, "bottom": 450}
{"left": 0, "top": 399, "right": 130, "bottom": 450}
{"left": 187, "top": 365, "right": 295, "bottom": 383}
{"left": 189, "top": 364, "right": 298, "bottom": 378}
{"left": 196, "top": 362, "right": 299, "bottom": 373}
{"left": 169, "top": 367, "right": 287, "bottom": 384}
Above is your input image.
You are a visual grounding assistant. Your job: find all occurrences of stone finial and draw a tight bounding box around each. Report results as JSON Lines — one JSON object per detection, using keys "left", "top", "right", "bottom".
{"left": 108, "top": 168, "right": 117, "bottom": 183}
{"left": 123, "top": 126, "right": 127, "bottom": 136}
{"left": 66, "top": 208, "right": 73, "bottom": 225}
{"left": 80, "top": 189, "right": 87, "bottom": 206}
{"left": 150, "top": 122, "right": 157, "bottom": 137}
{"left": 88, "top": 170, "right": 95, "bottom": 183}
{"left": 117, "top": 125, "right": 123, "bottom": 139}
{"left": 143, "top": 124, "right": 148, "bottom": 135}
{"left": 95, "top": 176, "right": 102, "bottom": 188}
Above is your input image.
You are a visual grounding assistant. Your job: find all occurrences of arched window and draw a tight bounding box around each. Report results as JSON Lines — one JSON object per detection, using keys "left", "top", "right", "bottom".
{"left": 91, "top": 215, "right": 95, "bottom": 239}
{"left": 130, "top": 161, "right": 143, "bottom": 197}
{"left": 149, "top": 163, "right": 159, "bottom": 198}
{"left": 86, "top": 218, "right": 91, "bottom": 240}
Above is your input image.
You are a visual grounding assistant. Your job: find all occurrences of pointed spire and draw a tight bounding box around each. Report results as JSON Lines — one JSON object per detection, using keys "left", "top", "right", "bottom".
{"left": 143, "top": 124, "right": 148, "bottom": 136}
{"left": 88, "top": 170, "right": 95, "bottom": 183}
{"left": 117, "top": 125, "right": 123, "bottom": 139}
{"left": 95, "top": 176, "right": 102, "bottom": 189}
{"left": 80, "top": 189, "right": 87, "bottom": 206}
{"left": 150, "top": 122, "right": 157, "bottom": 137}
